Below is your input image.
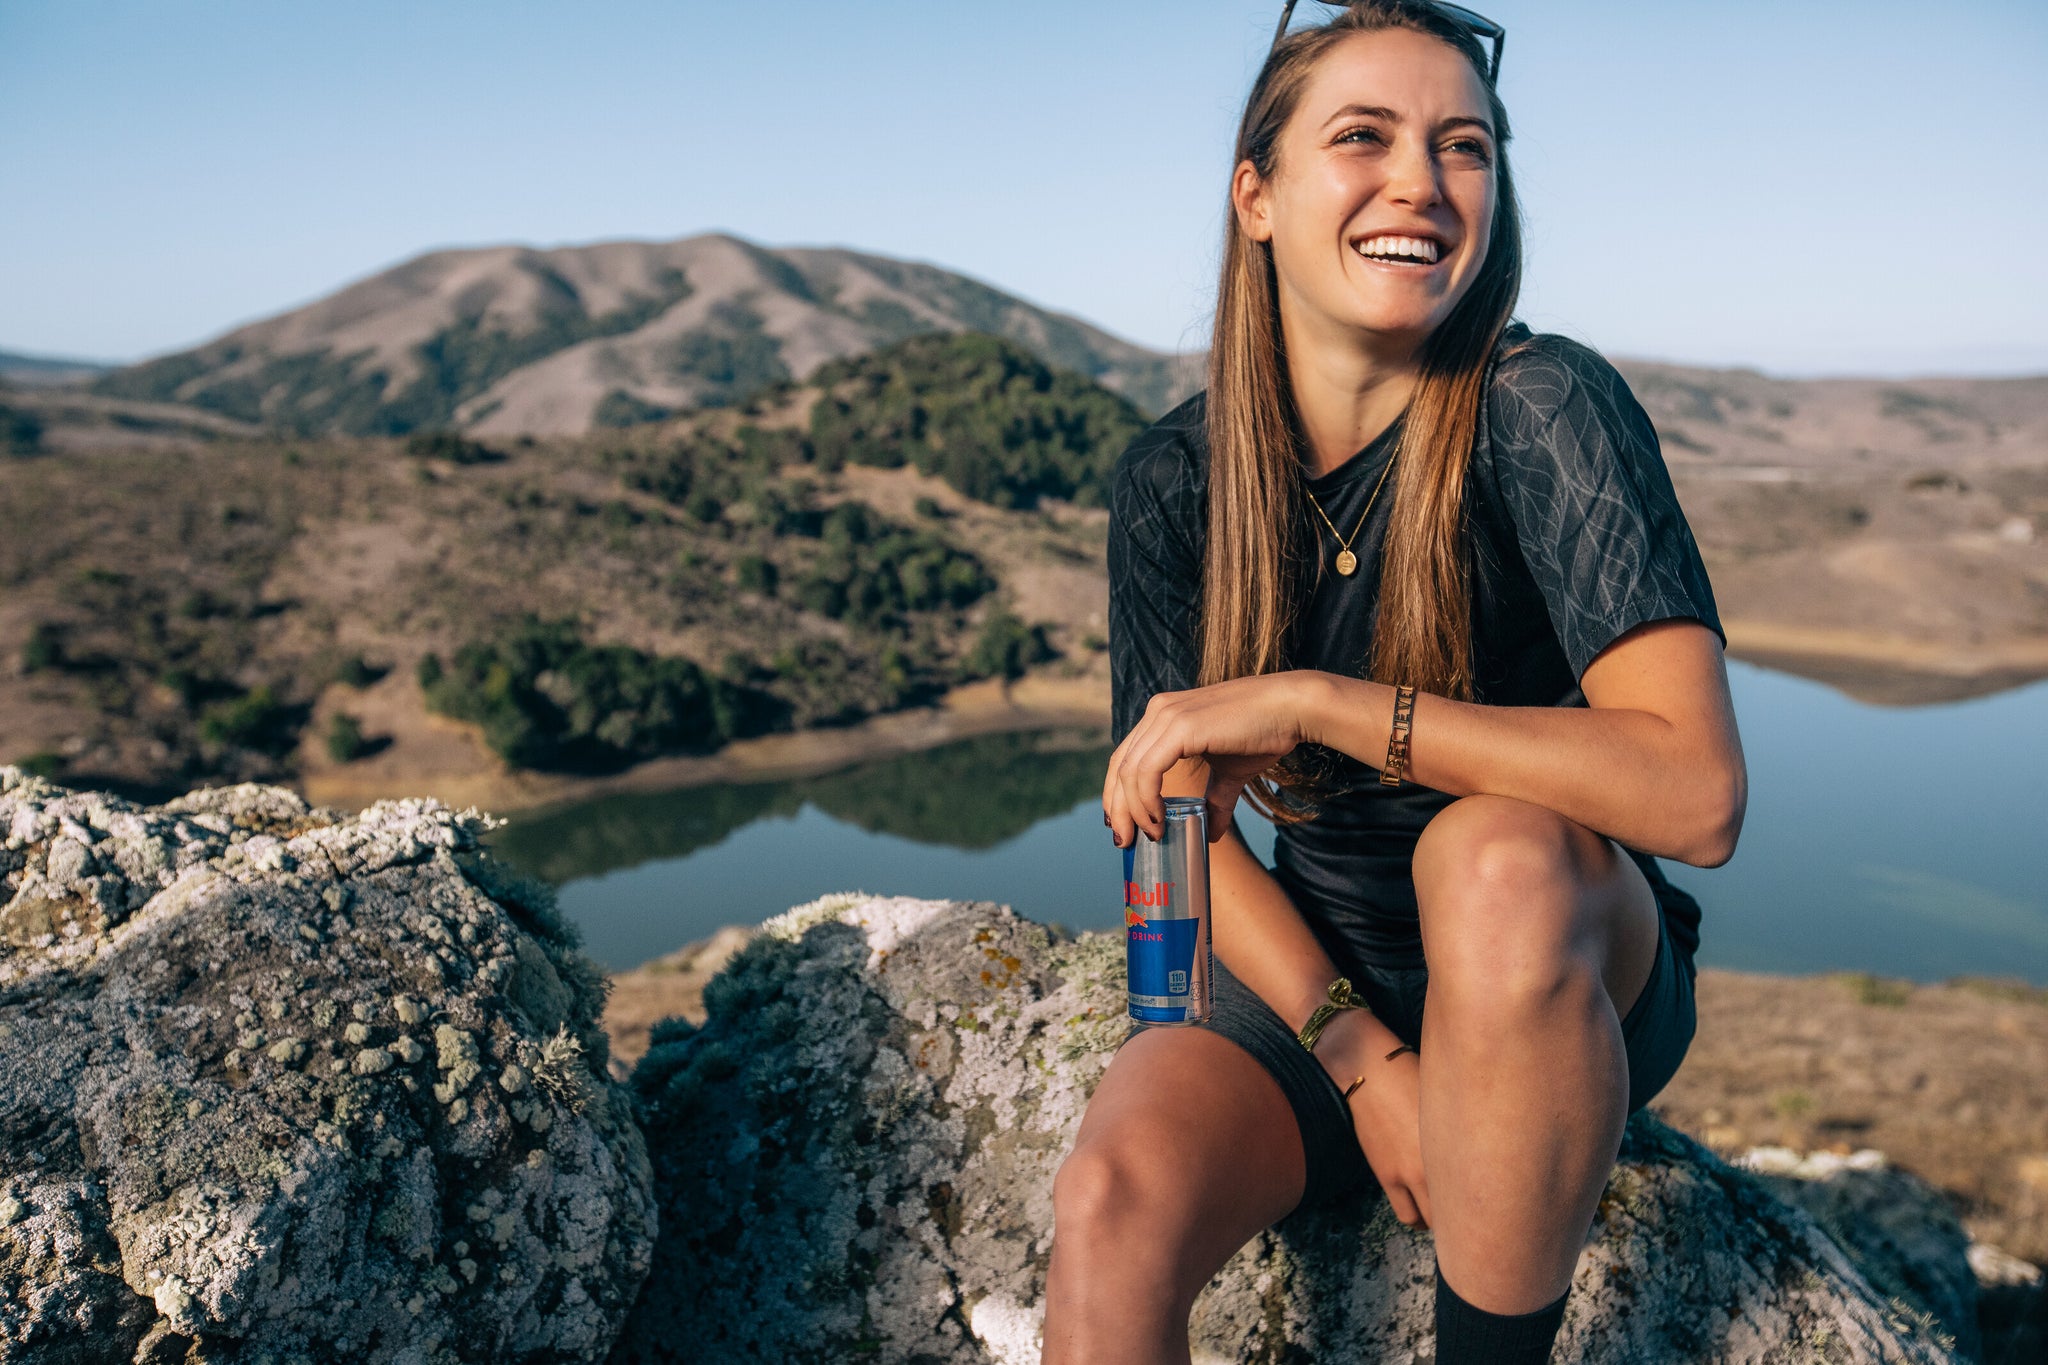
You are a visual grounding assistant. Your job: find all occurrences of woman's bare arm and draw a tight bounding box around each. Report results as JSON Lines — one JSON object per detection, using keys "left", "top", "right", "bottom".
{"left": 1112, "top": 618, "right": 1745, "bottom": 871}
{"left": 1302, "top": 619, "right": 1746, "bottom": 867}
{"left": 1160, "top": 757, "right": 1405, "bottom": 1044}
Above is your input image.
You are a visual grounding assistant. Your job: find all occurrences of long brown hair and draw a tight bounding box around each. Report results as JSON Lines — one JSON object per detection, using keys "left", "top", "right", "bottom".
{"left": 1203, "top": 0, "right": 1528, "bottom": 823}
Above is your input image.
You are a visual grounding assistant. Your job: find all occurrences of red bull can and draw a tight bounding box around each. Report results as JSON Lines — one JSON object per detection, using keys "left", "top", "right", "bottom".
{"left": 1125, "top": 795, "right": 1213, "bottom": 1026}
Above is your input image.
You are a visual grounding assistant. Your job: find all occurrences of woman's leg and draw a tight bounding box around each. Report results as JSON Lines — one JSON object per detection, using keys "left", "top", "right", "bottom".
{"left": 1410, "top": 793, "right": 1663, "bottom": 1315}
{"left": 1042, "top": 1025, "right": 1308, "bottom": 1365}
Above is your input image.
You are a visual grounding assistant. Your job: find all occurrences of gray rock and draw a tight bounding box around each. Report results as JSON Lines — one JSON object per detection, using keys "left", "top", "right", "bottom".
{"left": 1735, "top": 1146, "right": 1980, "bottom": 1358}
{"left": 0, "top": 767, "right": 655, "bottom": 1363}
{"left": 615, "top": 892, "right": 1968, "bottom": 1364}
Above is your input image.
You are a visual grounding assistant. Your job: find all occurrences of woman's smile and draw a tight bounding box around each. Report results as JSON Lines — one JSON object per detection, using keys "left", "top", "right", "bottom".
{"left": 1352, "top": 233, "right": 1443, "bottom": 265}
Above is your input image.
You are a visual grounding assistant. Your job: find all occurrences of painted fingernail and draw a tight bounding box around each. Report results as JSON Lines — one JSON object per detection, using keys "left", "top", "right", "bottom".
{"left": 1102, "top": 810, "right": 1110, "bottom": 826}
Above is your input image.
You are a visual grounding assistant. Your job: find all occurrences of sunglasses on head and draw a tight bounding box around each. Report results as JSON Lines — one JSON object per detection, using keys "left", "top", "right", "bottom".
{"left": 1269, "top": 0, "right": 1506, "bottom": 83}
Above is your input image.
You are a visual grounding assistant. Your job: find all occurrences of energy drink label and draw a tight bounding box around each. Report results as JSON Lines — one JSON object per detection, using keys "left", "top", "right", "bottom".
{"left": 1125, "top": 795, "right": 1213, "bottom": 1026}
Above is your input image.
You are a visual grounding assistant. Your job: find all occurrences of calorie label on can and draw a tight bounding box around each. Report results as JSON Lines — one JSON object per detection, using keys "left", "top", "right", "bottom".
{"left": 1125, "top": 796, "right": 1213, "bottom": 1026}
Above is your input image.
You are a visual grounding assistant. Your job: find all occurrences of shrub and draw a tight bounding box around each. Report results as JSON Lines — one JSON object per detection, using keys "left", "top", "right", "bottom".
{"left": 404, "top": 430, "right": 501, "bottom": 465}
{"left": 11, "top": 751, "right": 62, "bottom": 779}
{"left": 21, "top": 622, "right": 62, "bottom": 674}
{"left": 199, "top": 684, "right": 296, "bottom": 754}
{"left": 1, "top": 401, "right": 43, "bottom": 456}
{"left": 335, "top": 654, "right": 382, "bottom": 689}
{"left": 593, "top": 389, "right": 673, "bottom": 429}
{"left": 967, "top": 608, "right": 1057, "bottom": 682}
{"left": 325, "top": 712, "right": 369, "bottom": 763}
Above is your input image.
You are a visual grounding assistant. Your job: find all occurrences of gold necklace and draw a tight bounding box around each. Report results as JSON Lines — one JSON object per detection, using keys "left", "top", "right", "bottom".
{"left": 1303, "top": 447, "right": 1398, "bottom": 577}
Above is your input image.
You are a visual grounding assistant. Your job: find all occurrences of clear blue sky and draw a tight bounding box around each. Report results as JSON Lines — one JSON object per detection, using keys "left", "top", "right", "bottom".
{"left": 3, "top": 0, "right": 2043, "bottom": 376}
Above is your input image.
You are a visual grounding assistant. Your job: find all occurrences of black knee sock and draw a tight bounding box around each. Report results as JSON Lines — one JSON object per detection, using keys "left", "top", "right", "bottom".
{"left": 1433, "top": 1259, "right": 1569, "bottom": 1365}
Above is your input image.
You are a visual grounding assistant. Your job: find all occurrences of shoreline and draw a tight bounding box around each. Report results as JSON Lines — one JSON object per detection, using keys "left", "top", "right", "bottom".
{"left": 289, "top": 626, "right": 2048, "bottom": 820}
{"left": 1720, "top": 620, "right": 2048, "bottom": 705}
{"left": 297, "top": 672, "right": 1113, "bottom": 819}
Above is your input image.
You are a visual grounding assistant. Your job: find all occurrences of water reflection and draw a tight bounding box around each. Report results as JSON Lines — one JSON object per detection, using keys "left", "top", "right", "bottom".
{"left": 484, "top": 664, "right": 2048, "bottom": 984}
{"left": 489, "top": 727, "right": 1113, "bottom": 885}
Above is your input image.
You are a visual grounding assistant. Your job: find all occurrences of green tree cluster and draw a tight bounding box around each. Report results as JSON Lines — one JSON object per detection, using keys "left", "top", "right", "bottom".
{"left": 416, "top": 616, "right": 790, "bottom": 773}
{"left": 759, "top": 636, "right": 933, "bottom": 729}
{"left": 198, "top": 684, "right": 297, "bottom": 755}
{"left": 619, "top": 425, "right": 814, "bottom": 531}
{"left": 967, "top": 608, "right": 1057, "bottom": 681}
{"left": 806, "top": 332, "right": 1148, "bottom": 509}
{"left": 790, "top": 501, "right": 993, "bottom": 628}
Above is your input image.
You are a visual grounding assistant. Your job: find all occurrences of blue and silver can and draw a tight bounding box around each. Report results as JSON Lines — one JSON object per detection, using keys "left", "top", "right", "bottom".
{"left": 1125, "top": 795, "right": 1213, "bottom": 1026}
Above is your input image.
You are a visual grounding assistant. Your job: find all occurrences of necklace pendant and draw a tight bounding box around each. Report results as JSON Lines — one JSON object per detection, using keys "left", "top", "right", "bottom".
{"left": 1335, "top": 549, "right": 1358, "bottom": 577}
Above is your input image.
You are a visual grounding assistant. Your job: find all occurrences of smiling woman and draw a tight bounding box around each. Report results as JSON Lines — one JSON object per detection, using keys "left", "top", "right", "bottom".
{"left": 1043, "top": 4, "right": 1746, "bottom": 1364}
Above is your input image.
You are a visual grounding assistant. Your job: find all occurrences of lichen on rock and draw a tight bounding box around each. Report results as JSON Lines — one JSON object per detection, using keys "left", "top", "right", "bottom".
{"left": 613, "top": 892, "right": 1971, "bottom": 1364}
{"left": 0, "top": 767, "right": 655, "bottom": 1363}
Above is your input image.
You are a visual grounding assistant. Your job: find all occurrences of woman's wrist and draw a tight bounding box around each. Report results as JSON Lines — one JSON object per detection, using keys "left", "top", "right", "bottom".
{"left": 1291, "top": 670, "right": 1394, "bottom": 765}
{"left": 1308, "top": 1004, "right": 1406, "bottom": 1091}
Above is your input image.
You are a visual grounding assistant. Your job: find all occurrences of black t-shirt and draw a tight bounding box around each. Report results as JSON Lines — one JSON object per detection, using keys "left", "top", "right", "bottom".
{"left": 1107, "top": 321, "right": 1723, "bottom": 973}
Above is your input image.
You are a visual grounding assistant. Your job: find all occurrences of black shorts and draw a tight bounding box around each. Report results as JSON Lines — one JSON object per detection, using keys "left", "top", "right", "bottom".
{"left": 1117, "top": 899, "right": 1698, "bottom": 1211}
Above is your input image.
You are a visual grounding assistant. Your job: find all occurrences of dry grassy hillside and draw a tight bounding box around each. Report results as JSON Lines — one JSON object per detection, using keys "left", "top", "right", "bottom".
{"left": 0, "top": 339, "right": 1129, "bottom": 809}
{"left": 1614, "top": 359, "right": 2048, "bottom": 700}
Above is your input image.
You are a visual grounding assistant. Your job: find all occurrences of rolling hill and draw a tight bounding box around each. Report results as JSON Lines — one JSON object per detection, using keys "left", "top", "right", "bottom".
{"left": 89, "top": 233, "right": 1204, "bottom": 437}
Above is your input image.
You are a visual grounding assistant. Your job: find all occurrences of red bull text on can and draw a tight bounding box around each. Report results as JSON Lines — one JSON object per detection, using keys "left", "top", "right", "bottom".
{"left": 1125, "top": 796, "right": 1213, "bottom": 1026}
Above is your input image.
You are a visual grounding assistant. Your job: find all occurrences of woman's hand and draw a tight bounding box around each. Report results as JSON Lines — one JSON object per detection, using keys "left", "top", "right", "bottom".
{"left": 1316, "top": 1009, "right": 1432, "bottom": 1228}
{"left": 1105, "top": 673, "right": 1314, "bottom": 846}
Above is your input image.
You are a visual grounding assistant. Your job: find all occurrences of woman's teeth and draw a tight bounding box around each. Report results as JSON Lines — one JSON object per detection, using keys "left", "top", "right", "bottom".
{"left": 1354, "top": 235, "right": 1441, "bottom": 264}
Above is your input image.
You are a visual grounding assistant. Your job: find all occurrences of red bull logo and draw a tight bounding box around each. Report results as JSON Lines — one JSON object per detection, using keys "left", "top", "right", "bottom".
{"left": 1125, "top": 880, "right": 1173, "bottom": 909}
{"left": 1126, "top": 880, "right": 1171, "bottom": 937}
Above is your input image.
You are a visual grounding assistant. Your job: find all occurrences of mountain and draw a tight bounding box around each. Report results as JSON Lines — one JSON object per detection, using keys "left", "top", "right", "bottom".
{"left": 90, "top": 234, "right": 1204, "bottom": 437}
{"left": 0, "top": 350, "right": 111, "bottom": 387}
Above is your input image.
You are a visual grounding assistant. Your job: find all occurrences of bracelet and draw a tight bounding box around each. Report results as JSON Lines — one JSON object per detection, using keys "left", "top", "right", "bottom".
{"left": 1341, "top": 1043, "right": 1418, "bottom": 1103}
{"left": 1379, "top": 684, "right": 1416, "bottom": 787}
{"left": 1296, "top": 976, "right": 1371, "bottom": 1055}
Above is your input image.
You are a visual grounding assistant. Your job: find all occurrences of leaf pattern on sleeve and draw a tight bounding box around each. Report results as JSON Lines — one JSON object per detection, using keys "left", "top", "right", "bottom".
{"left": 1482, "top": 335, "right": 1724, "bottom": 679}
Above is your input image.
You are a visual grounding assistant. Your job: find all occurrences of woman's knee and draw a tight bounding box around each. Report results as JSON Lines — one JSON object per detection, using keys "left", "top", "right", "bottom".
{"left": 1414, "top": 796, "right": 1612, "bottom": 1003}
{"left": 1049, "top": 1127, "right": 1194, "bottom": 1301}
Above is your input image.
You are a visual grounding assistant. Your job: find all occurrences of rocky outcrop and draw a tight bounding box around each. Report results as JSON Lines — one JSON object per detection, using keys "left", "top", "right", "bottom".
{"left": 1735, "top": 1146, "right": 1982, "bottom": 1359}
{"left": 616, "top": 892, "right": 1971, "bottom": 1364}
{"left": 0, "top": 768, "right": 654, "bottom": 1363}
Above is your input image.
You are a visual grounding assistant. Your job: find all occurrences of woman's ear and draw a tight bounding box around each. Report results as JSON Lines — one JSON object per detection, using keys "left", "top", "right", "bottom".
{"left": 1231, "top": 159, "right": 1274, "bottom": 243}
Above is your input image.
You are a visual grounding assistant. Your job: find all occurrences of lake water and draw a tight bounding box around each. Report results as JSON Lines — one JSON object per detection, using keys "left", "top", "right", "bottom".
{"left": 483, "top": 661, "right": 2048, "bottom": 984}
